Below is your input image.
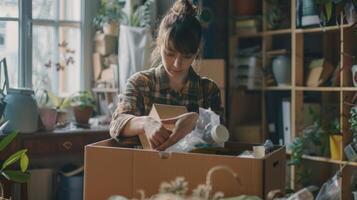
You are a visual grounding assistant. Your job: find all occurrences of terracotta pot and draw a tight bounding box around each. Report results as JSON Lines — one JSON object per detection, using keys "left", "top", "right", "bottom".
{"left": 234, "top": 0, "right": 258, "bottom": 17}
{"left": 73, "top": 106, "right": 93, "bottom": 124}
{"left": 56, "top": 110, "right": 69, "bottom": 126}
{"left": 39, "top": 107, "right": 57, "bottom": 131}
{"left": 103, "top": 22, "right": 118, "bottom": 36}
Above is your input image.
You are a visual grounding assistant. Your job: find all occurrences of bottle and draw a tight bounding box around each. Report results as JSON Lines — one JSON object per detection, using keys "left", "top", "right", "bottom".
{"left": 202, "top": 124, "right": 230, "bottom": 145}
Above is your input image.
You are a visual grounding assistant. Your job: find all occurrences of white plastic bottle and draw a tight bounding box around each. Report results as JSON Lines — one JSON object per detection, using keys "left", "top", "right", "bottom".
{"left": 202, "top": 124, "right": 230, "bottom": 146}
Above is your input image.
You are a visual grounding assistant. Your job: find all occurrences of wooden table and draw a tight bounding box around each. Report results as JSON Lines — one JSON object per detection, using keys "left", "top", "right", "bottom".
{"left": 0, "top": 127, "right": 110, "bottom": 200}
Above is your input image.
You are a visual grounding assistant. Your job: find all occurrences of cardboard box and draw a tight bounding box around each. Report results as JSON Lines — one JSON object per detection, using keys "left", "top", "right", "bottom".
{"left": 95, "top": 33, "right": 117, "bottom": 55}
{"left": 84, "top": 140, "right": 285, "bottom": 199}
{"left": 193, "top": 59, "right": 225, "bottom": 88}
{"left": 139, "top": 104, "right": 188, "bottom": 149}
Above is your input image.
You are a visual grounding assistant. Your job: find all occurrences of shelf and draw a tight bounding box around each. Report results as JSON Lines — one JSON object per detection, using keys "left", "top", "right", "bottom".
{"left": 295, "top": 24, "right": 353, "bottom": 34}
{"left": 295, "top": 87, "right": 357, "bottom": 91}
{"left": 235, "top": 32, "right": 262, "bottom": 38}
{"left": 265, "top": 49, "right": 289, "bottom": 56}
{"left": 265, "top": 86, "right": 292, "bottom": 91}
{"left": 263, "top": 29, "right": 292, "bottom": 36}
{"left": 301, "top": 154, "right": 357, "bottom": 167}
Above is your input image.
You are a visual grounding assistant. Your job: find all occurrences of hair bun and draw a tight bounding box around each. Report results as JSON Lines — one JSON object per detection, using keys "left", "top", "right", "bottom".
{"left": 171, "top": 0, "right": 197, "bottom": 17}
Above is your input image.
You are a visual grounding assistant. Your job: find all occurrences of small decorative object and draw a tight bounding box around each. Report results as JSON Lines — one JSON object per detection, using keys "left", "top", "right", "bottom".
{"left": 352, "top": 65, "right": 357, "bottom": 86}
{"left": 344, "top": 142, "right": 357, "bottom": 161}
{"left": 272, "top": 55, "right": 291, "bottom": 86}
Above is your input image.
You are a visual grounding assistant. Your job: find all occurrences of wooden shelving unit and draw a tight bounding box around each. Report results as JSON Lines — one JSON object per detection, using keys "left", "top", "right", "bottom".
{"left": 228, "top": 0, "right": 357, "bottom": 198}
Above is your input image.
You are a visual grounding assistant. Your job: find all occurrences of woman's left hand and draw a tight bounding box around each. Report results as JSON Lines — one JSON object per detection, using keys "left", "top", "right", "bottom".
{"left": 156, "top": 112, "right": 198, "bottom": 150}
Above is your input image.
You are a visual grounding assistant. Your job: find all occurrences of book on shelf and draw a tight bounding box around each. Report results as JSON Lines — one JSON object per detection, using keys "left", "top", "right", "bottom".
{"left": 282, "top": 98, "right": 291, "bottom": 146}
{"left": 306, "top": 58, "right": 335, "bottom": 87}
{"left": 234, "top": 16, "right": 261, "bottom": 34}
{"left": 266, "top": 92, "right": 290, "bottom": 145}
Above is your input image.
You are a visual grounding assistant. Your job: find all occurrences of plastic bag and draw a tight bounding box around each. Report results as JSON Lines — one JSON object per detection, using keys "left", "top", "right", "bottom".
{"left": 315, "top": 173, "right": 342, "bottom": 200}
{"left": 165, "top": 108, "right": 226, "bottom": 152}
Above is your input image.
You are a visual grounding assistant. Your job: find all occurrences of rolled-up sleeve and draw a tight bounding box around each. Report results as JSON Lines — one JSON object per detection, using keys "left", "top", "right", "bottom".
{"left": 109, "top": 74, "right": 145, "bottom": 138}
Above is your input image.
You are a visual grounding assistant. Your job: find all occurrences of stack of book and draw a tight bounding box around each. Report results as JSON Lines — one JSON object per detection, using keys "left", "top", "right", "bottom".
{"left": 231, "top": 56, "right": 263, "bottom": 89}
{"left": 234, "top": 16, "right": 261, "bottom": 35}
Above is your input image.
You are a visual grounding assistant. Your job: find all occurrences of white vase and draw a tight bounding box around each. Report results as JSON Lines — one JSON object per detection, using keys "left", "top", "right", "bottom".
{"left": 352, "top": 65, "right": 357, "bottom": 87}
{"left": 272, "top": 55, "right": 291, "bottom": 86}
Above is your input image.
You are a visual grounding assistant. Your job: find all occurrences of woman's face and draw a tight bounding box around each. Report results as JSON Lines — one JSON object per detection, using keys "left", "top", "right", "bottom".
{"left": 160, "top": 42, "right": 196, "bottom": 81}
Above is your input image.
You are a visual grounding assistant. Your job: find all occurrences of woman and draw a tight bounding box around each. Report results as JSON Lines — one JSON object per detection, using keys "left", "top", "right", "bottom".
{"left": 110, "top": 0, "right": 223, "bottom": 150}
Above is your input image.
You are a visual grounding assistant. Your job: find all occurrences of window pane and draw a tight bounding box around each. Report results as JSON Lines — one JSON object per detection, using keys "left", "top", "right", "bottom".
{"left": 0, "top": 21, "right": 18, "bottom": 88}
{"left": 60, "top": 0, "right": 81, "bottom": 21}
{"left": 58, "top": 27, "right": 80, "bottom": 95}
{"left": 32, "top": 25, "right": 56, "bottom": 92}
{"left": 0, "top": 0, "right": 18, "bottom": 18}
{"left": 32, "top": 0, "right": 56, "bottom": 20}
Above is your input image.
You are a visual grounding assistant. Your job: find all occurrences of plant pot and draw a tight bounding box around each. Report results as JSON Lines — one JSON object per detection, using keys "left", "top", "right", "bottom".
{"left": 272, "top": 55, "right": 291, "bottom": 86}
{"left": 73, "top": 106, "right": 93, "bottom": 125}
{"left": 352, "top": 65, "right": 357, "bottom": 87}
{"left": 39, "top": 107, "right": 57, "bottom": 131}
{"left": 330, "top": 134, "right": 342, "bottom": 160}
{"left": 56, "top": 109, "right": 69, "bottom": 126}
{"left": 103, "top": 22, "right": 118, "bottom": 36}
{"left": 234, "top": 0, "right": 258, "bottom": 16}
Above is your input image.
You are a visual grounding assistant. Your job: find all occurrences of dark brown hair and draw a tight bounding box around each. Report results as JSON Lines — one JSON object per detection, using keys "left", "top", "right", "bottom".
{"left": 151, "top": 0, "right": 202, "bottom": 67}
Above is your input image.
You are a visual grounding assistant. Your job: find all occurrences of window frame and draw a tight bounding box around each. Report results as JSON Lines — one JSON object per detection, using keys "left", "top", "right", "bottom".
{"left": 0, "top": 0, "right": 97, "bottom": 94}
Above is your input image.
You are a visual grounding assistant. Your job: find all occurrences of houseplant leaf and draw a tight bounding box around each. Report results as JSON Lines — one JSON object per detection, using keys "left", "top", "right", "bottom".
{"left": 20, "top": 153, "right": 29, "bottom": 172}
{"left": 1, "top": 149, "right": 27, "bottom": 170}
{"left": 2, "top": 170, "right": 30, "bottom": 183}
{"left": 0, "top": 131, "right": 17, "bottom": 152}
{"left": 325, "top": 2, "right": 333, "bottom": 22}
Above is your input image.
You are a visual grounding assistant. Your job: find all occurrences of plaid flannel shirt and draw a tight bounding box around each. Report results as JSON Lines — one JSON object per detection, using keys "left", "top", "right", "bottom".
{"left": 110, "top": 64, "right": 224, "bottom": 138}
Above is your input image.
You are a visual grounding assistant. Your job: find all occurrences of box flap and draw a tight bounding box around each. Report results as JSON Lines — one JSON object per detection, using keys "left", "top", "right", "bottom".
{"left": 263, "top": 146, "right": 286, "bottom": 198}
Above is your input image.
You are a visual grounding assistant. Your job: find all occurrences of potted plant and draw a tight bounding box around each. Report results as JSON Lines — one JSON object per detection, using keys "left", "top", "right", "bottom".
{"left": 93, "top": 0, "right": 126, "bottom": 35}
{"left": 35, "top": 89, "right": 58, "bottom": 131}
{"left": 0, "top": 131, "right": 30, "bottom": 199}
{"left": 69, "top": 91, "right": 96, "bottom": 125}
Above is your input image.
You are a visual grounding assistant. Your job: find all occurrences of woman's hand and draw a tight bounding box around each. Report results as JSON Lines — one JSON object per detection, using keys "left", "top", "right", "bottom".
{"left": 143, "top": 116, "right": 172, "bottom": 149}
{"left": 157, "top": 112, "right": 199, "bottom": 150}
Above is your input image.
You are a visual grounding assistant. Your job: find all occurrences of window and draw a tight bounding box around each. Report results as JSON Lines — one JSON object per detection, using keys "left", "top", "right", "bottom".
{"left": 0, "top": 0, "right": 19, "bottom": 88}
{"left": 32, "top": 0, "right": 82, "bottom": 96}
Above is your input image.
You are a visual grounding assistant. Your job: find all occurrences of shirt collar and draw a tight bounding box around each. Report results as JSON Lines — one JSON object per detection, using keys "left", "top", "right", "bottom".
{"left": 155, "top": 64, "right": 200, "bottom": 92}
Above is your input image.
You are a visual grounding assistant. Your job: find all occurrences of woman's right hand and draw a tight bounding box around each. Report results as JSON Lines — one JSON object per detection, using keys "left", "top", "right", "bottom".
{"left": 143, "top": 116, "right": 172, "bottom": 149}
